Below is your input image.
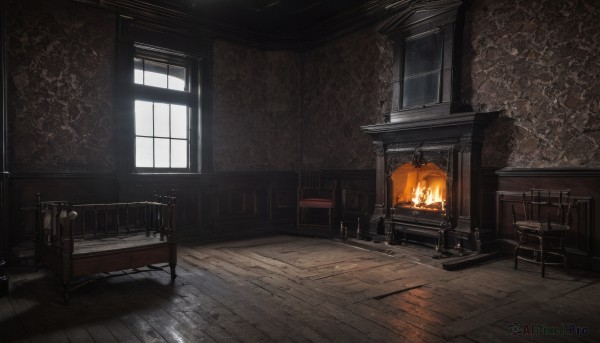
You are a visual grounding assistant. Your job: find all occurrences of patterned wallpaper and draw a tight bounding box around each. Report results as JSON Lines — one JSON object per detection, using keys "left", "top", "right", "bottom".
{"left": 214, "top": 0, "right": 600, "bottom": 171}
{"left": 212, "top": 40, "right": 302, "bottom": 172}
{"left": 213, "top": 33, "right": 392, "bottom": 172}
{"left": 464, "top": 0, "right": 600, "bottom": 167}
{"left": 7, "top": 0, "right": 598, "bottom": 173}
{"left": 7, "top": 0, "right": 116, "bottom": 172}
{"left": 300, "top": 32, "right": 393, "bottom": 170}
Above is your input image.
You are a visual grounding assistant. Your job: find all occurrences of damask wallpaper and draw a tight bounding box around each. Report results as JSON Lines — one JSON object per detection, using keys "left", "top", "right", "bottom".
{"left": 6, "top": 0, "right": 600, "bottom": 173}
{"left": 300, "top": 32, "right": 393, "bottom": 171}
{"left": 212, "top": 33, "right": 392, "bottom": 172}
{"left": 7, "top": 0, "right": 116, "bottom": 172}
{"left": 464, "top": 0, "right": 600, "bottom": 167}
{"left": 212, "top": 40, "right": 302, "bottom": 172}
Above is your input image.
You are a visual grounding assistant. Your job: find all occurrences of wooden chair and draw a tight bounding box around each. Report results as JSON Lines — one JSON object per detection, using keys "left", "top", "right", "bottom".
{"left": 297, "top": 172, "right": 336, "bottom": 230}
{"left": 512, "top": 189, "right": 572, "bottom": 277}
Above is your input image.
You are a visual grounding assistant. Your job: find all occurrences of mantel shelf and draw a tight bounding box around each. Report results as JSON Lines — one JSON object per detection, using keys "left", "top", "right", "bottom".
{"left": 360, "top": 111, "right": 499, "bottom": 136}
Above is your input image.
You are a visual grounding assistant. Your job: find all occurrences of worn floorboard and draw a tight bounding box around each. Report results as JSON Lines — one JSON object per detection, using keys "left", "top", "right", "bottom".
{"left": 2, "top": 235, "right": 599, "bottom": 342}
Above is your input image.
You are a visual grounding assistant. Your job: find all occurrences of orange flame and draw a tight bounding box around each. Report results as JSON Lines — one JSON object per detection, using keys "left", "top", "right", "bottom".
{"left": 411, "top": 180, "right": 445, "bottom": 208}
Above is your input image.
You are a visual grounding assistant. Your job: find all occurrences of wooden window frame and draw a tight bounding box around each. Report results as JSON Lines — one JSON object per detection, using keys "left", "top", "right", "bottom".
{"left": 115, "top": 18, "right": 213, "bottom": 174}
{"left": 132, "top": 46, "right": 198, "bottom": 172}
{"left": 383, "top": 1, "right": 467, "bottom": 122}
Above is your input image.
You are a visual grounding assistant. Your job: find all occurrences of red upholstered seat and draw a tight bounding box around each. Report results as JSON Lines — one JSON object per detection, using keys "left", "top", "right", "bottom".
{"left": 299, "top": 198, "right": 334, "bottom": 209}
{"left": 297, "top": 172, "right": 336, "bottom": 229}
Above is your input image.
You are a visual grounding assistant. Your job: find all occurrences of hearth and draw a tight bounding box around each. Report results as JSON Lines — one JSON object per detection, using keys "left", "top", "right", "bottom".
{"left": 361, "top": 111, "right": 498, "bottom": 252}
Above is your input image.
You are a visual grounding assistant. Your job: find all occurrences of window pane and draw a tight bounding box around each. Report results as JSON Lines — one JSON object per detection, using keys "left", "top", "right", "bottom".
{"left": 171, "top": 139, "right": 188, "bottom": 168}
{"left": 404, "top": 31, "right": 442, "bottom": 78}
{"left": 168, "top": 65, "right": 186, "bottom": 91}
{"left": 134, "top": 58, "right": 143, "bottom": 84}
{"left": 403, "top": 72, "right": 440, "bottom": 108}
{"left": 136, "top": 137, "right": 153, "bottom": 168}
{"left": 135, "top": 100, "right": 153, "bottom": 136}
{"left": 133, "top": 51, "right": 192, "bottom": 171}
{"left": 154, "top": 103, "right": 170, "bottom": 138}
{"left": 144, "top": 60, "right": 168, "bottom": 88}
{"left": 155, "top": 138, "right": 170, "bottom": 168}
{"left": 171, "top": 105, "right": 188, "bottom": 139}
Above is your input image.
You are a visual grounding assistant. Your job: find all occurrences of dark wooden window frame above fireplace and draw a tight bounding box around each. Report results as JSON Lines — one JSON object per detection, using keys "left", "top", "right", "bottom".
{"left": 380, "top": 0, "right": 468, "bottom": 123}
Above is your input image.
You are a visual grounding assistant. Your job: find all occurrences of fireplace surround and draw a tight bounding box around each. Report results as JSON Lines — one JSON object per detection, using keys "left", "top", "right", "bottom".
{"left": 359, "top": 0, "right": 502, "bottom": 253}
{"left": 361, "top": 111, "right": 498, "bottom": 251}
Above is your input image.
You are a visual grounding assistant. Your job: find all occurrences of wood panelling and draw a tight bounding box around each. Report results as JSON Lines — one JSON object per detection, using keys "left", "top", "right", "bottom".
{"left": 0, "top": 0, "right": 6, "bottom": 259}
{"left": 326, "top": 169, "right": 376, "bottom": 231}
{"left": 0, "top": 174, "right": 8, "bottom": 259}
{"left": 477, "top": 168, "right": 499, "bottom": 246}
{"left": 4, "top": 170, "right": 376, "bottom": 258}
{"left": 117, "top": 173, "right": 210, "bottom": 237}
{"left": 6, "top": 168, "right": 600, "bottom": 269}
{"left": 269, "top": 177, "right": 297, "bottom": 225}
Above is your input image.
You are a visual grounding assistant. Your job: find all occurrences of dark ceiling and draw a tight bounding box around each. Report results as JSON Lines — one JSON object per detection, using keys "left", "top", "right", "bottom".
{"left": 169, "top": 0, "right": 375, "bottom": 35}
{"left": 99, "top": 0, "right": 416, "bottom": 49}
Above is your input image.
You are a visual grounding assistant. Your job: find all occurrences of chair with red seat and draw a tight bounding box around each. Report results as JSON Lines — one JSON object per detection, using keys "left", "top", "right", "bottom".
{"left": 297, "top": 172, "right": 336, "bottom": 230}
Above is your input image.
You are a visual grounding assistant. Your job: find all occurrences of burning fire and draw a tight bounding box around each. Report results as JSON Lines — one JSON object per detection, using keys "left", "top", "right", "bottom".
{"left": 391, "top": 162, "right": 447, "bottom": 211}
{"left": 411, "top": 180, "right": 445, "bottom": 209}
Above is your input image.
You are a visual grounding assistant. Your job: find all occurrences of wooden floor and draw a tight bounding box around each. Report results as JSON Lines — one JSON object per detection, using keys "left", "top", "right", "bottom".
{"left": 1, "top": 235, "right": 599, "bottom": 342}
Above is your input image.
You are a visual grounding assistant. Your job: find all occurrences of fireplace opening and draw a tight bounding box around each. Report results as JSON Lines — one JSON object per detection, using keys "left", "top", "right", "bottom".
{"left": 391, "top": 162, "right": 447, "bottom": 212}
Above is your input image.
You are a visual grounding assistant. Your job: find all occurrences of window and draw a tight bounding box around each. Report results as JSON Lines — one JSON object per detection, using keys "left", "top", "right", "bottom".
{"left": 134, "top": 100, "right": 188, "bottom": 168}
{"left": 132, "top": 48, "right": 196, "bottom": 171}
{"left": 402, "top": 31, "right": 443, "bottom": 109}
{"left": 383, "top": 1, "right": 465, "bottom": 122}
{"left": 134, "top": 57, "right": 187, "bottom": 91}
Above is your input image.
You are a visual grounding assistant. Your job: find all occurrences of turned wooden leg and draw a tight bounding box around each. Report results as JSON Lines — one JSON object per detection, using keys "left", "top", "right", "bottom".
{"left": 63, "top": 284, "right": 71, "bottom": 304}
{"left": 170, "top": 263, "right": 177, "bottom": 282}
{"left": 540, "top": 237, "right": 545, "bottom": 278}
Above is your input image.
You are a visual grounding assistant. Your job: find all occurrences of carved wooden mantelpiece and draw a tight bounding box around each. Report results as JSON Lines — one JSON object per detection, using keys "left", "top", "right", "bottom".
{"left": 361, "top": 111, "right": 498, "bottom": 249}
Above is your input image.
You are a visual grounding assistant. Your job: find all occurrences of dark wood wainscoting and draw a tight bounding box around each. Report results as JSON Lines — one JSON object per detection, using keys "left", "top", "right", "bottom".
{"left": 92, "top": 172, "right": 298, "bottom": 243}
{"left": 494, "top": 168, "right": 599, "bottom": 270}
{"left": 321, "top": 170, "right": 375, "bottom": 232}
{"left": 1, "top": 173, "right": 9, "bottom": 259}
{"left": 3, "top": 169, "right": 376, "bottom": 261}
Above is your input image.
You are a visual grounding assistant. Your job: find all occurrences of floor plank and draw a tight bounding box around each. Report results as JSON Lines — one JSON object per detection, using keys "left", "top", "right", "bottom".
{"left": 2, "top": 235, "right": 599, "bottom": 343}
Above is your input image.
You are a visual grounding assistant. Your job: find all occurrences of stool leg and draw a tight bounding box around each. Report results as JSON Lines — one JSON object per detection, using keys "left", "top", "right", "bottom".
{"left": 170, "top": 263, "right": 177, "bottom": 282}
{"left": 562, "top": 236, "right": 569, "bottom": 274}
{"left": 514, "top": 245, "right": 519, "bottom": 270}
{"left": 540, "top": 236, "right": 545, "bottom": 278}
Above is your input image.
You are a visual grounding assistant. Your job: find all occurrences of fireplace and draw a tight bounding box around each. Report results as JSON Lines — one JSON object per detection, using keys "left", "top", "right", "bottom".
{"left": 392, "top": 162, "right": 447, "bottom": 212}
{"left": 360, "top": 0, "right": 499, "bottom": 252}
{"left": 361, "top": 112, "right": 498, "bottom": 251}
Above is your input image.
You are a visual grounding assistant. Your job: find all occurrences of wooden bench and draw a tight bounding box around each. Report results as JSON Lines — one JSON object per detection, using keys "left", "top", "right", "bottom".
{"left": 35, "top": 194, "right": 177, "bottom": 303}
